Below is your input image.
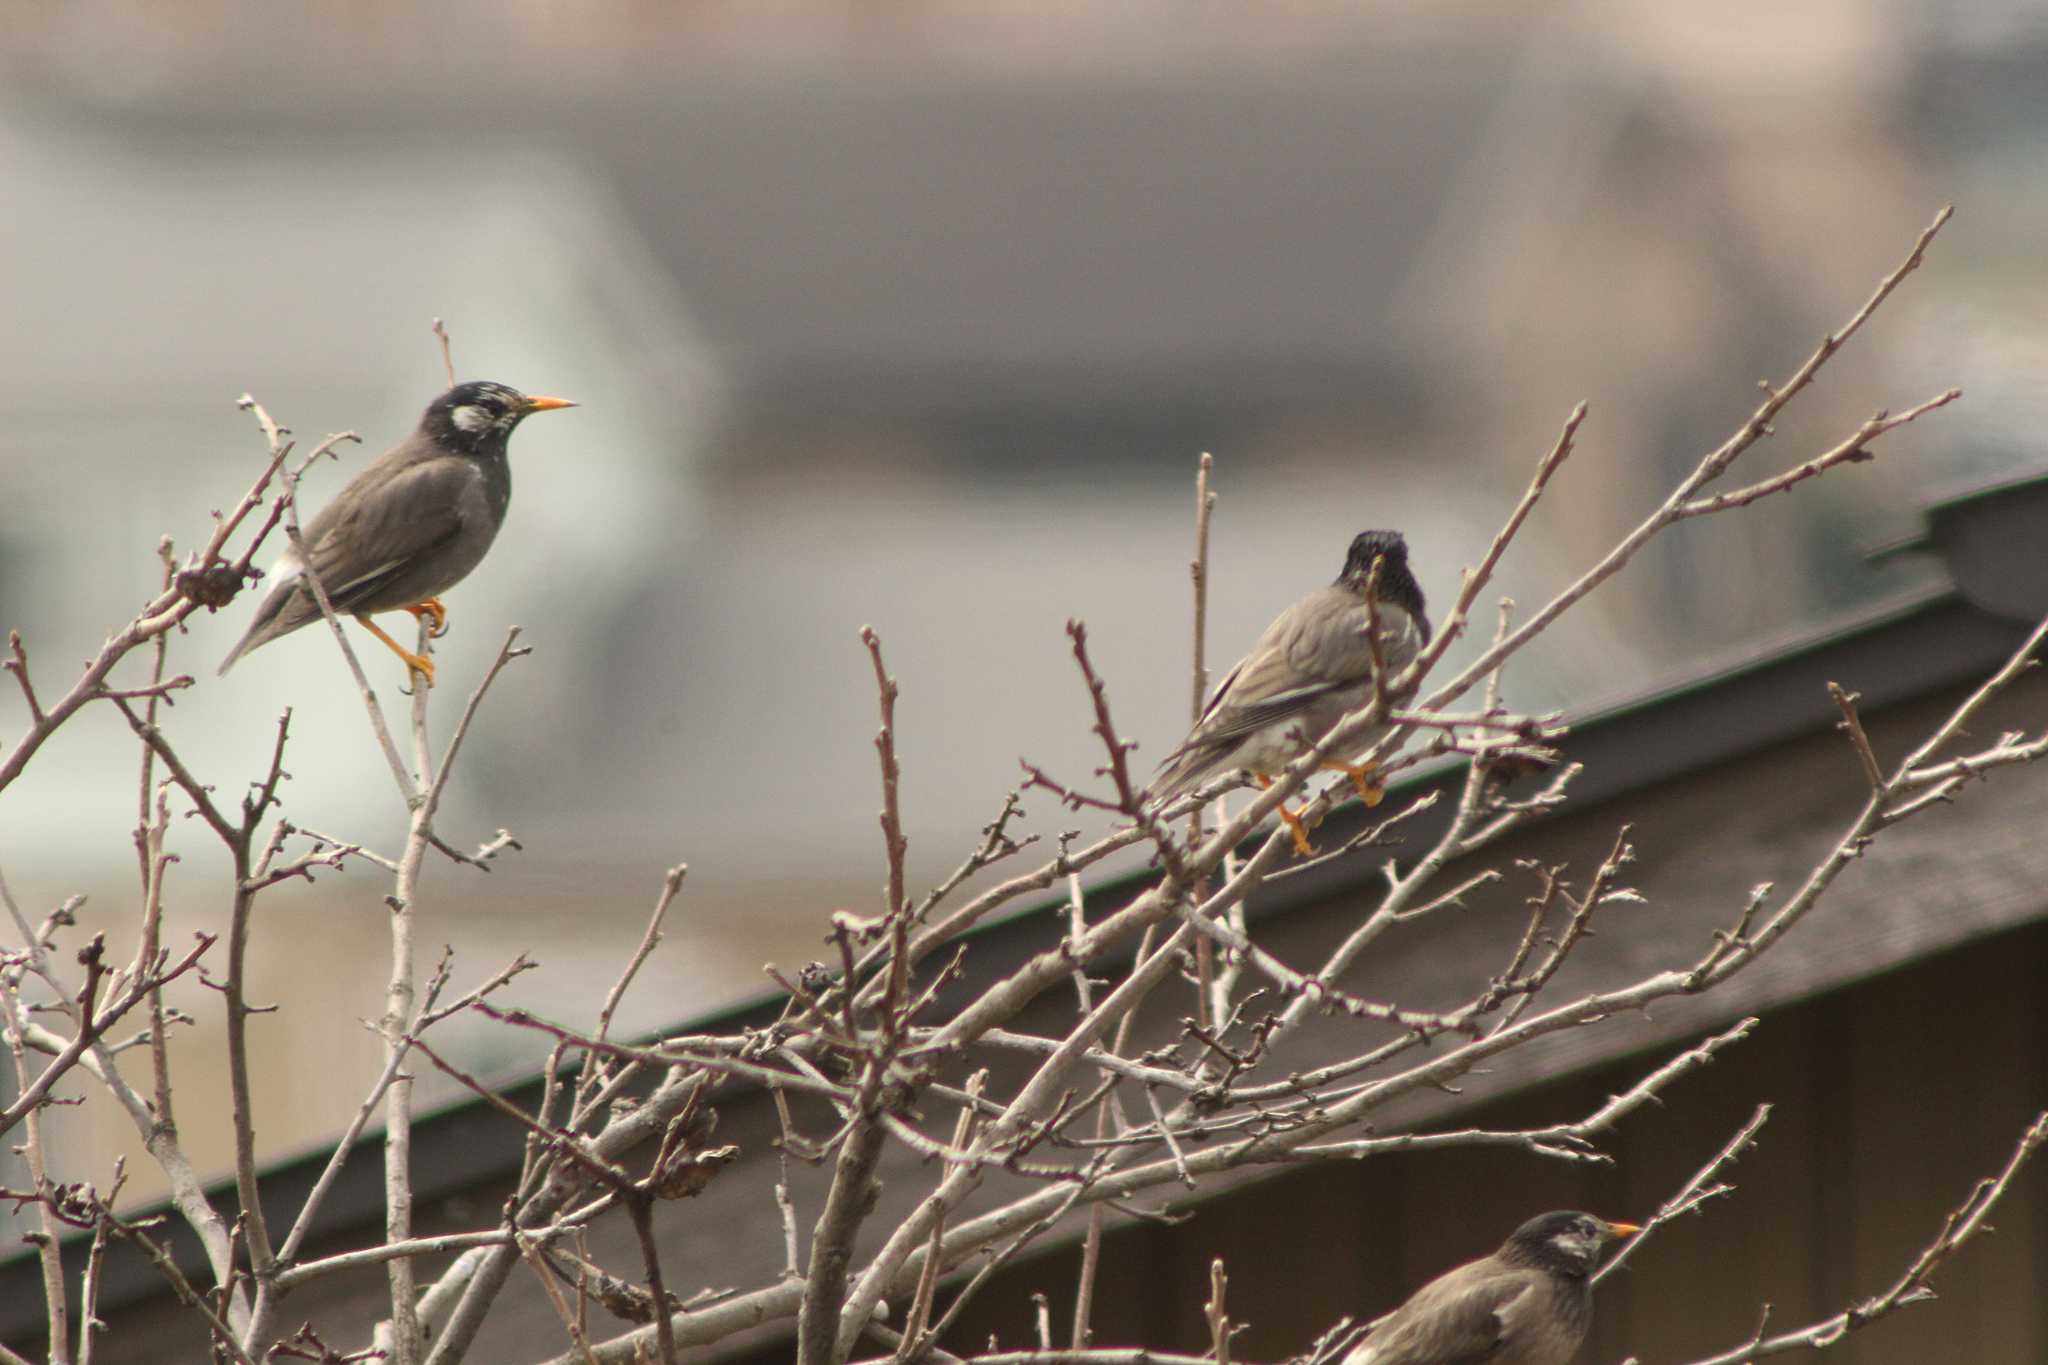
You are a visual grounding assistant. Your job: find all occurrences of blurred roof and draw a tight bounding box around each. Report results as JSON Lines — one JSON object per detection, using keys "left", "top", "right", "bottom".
{"left": 14, "top": 0, "right": 2028, "bottom": 464}
{"left": 575, "top": 70, "right": 1491, "bottom": 427}
{"left": 6, "top": 52, "right": 1510, "bottom": 433}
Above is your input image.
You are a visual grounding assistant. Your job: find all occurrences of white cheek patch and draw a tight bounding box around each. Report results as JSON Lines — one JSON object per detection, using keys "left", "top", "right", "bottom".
{"left": 1556, "top": 1232, "right": 1596, "bottom": 1260}
{"left": 451, "top": 404, "right": 491, "bottom": 433}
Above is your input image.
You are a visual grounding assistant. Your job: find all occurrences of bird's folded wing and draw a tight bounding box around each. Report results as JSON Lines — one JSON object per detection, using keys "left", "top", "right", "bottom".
{"left": 1193, "top": 676, "right": 1352, "bottom": 748}
{"left": 1187, "top": 592, "right": 1382, "bottom": 746}
{"left": 1349, "top": 1270, "right": 1530, "bottom": 1365}
{"left": 303, "top": 459, "right": 479, "bottom": 608}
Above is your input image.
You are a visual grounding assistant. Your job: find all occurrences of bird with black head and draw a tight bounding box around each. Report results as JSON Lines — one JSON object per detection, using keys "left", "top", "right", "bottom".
{"left": 219, "top": 381, "right": 575, "bottom": 687}
{"left": 1143, "top": 529, "right": 1430, "bottom": 854}
{"left": 1343, "top": 1211, "right": 1640, "bottom": 1365}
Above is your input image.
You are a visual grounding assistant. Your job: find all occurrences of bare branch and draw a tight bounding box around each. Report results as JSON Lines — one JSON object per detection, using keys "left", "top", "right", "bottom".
{"left": 862, "top": 626, "right": 910, "bottom": 925}
{"left": 1672, "top": 1111, "right": 2047, "bottom": 1364}
{"left": 1675, "top": 392, "right": 1960, "bottom": 518}
{"left": 1410, "top": 207, "right": 1957, "bottom": 721}
{"left": 1204, "top": 1258, "right": 1232, "bottom": 1365}
{"left": 1596, "top": 1103, "right": 1770, "bottom": 1284}
{"left": 0, "top": 404, "right": 325, "bottom": 798}
{"left": 432, "top": 317, "right": 457, "bottom": 387}
{"left": 1827, "top": 683, "right": 1886, "bottom": 791}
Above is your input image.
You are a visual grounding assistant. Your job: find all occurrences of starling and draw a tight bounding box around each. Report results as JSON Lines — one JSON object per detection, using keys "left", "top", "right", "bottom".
{"left": 1343, "top": 1211, "right": 1640, "bottom": 1365}
{"left": 219, "top": 381, "right": 574, "bottom": 686}
{"left": 1144, "top": 530, "right": 1430, "bottom": 853}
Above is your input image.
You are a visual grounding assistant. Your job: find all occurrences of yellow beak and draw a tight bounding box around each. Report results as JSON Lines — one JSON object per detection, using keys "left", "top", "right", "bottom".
{"left": 522, "top": 395, "right": 578, "bottom": 413}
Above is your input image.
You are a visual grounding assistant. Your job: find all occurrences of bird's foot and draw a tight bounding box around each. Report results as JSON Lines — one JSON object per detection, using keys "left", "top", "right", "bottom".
{"left": 406, "top": 598, "right": 450, "bottom": 639}
{"left": 1279, "top": 804, "right": 1319, "bottom": 857}
{"left": 397, "top": 649, "right": 436, "bottom": 690}
{"left": 1322, "top": 759, "right": 1384, "bottom": 807}
{"left": 356, "top": 614, "right": 437, "bottom": 689}
{"left": 1254, "top": 774, "right": 1321, "bottom": 857}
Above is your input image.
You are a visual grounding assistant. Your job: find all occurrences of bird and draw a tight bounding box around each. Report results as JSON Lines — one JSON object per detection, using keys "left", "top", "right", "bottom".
{"left": 218, "top": 381, "right": 575, "bottom": 687}
{"left": 1143, "top": 529, "right": 1430, "bottom": 855}
{"left": 1341, "top": 1211, "right": 1640, "bottom": 1365}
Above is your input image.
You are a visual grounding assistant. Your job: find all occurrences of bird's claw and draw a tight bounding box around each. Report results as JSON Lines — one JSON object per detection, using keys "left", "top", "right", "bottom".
{"left": 400, "top": 650, "right": 436, "bottom": 689}
{"left": 1255, "top": 773, "right": 1321, "bottom": 857}
{"left": 406, "top": 598, "right": 450, "bottom": 639}
{"left": 1323, "top": 759, "right": 1385, "bottom": 807}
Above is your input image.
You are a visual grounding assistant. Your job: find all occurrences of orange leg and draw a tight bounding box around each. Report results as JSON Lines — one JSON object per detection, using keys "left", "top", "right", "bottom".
{"left": 1321, "top": 758, "right": 1384, "bottom": 807}
{"left": 354, "top": 614, "right": 436, "bottom": 688}
{"left": 1253, "top": 774, "right": 1318, "bottom": 857}
{"left": 405, "top": 597, "right": 449, "bottom": 639}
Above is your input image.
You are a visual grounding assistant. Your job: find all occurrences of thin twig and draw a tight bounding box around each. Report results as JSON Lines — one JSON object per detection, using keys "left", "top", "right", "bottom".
{"left": 1827, "top": 683, "right": 1885, "bottom": 791}
{"left": 1596, "top": 1103, "right": 1770, "bottom": 1284}
{"left": 1670, "top": 1111, "right": 2047, "bottom": 1364}
{"left": 432, "top": 318, "right": 457, "bottom": 386}
{"left": 1204, "top": 1258, "right": 1231, "bottom": 1365}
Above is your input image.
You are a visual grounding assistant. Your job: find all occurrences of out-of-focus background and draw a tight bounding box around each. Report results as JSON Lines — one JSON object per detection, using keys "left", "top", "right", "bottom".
{"left": 3, "top": 2, "right": 2045, "bottom": 1204}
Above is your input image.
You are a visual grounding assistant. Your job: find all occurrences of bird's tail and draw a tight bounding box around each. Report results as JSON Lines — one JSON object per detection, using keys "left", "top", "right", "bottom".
{"left": 217, "top": 578, "right": 302, "bottom": 675}
{"left": 217, "top": 627, "right": 263, "bottom": 677}
{"left": 1139, "top": 742, "right": 1214, "bottom": 814}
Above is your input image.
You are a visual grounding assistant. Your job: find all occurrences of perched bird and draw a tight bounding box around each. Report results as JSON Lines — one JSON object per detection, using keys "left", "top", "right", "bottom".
{"left": 1342, "top": 1211, "right": 1640, "bottom": 1365}
{"left": 1143, "top": 529, "right": 1430, "bottom": 854}
{"left": 219, "top": 381, "right": 575, "bottom": 686}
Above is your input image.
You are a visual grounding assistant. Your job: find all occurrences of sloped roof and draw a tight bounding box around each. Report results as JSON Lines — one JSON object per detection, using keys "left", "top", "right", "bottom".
{"left": 579, "top": 64, "right": 1502, "bottom": 421}
{"left": 6, "top": 473, "right": 2047, "bottom": 1357}
{"left": 6, "top": 39, "right": 1532, "bottom": 424}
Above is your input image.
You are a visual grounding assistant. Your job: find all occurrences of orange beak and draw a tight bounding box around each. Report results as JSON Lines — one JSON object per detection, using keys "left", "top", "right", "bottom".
{"left": 1605, "top": 1220, "right": 1643, "bottom": 1239}
{"left": 522, "top": 395, "right": 577, "bottom": 413}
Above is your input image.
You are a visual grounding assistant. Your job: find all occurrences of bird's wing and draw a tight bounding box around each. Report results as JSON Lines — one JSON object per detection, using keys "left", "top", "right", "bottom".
{"left": 1346, "top": 1265, "right": 1534, "bottom": 1365}
{"left": 1146, "top": 588, "right": 1425, "bottom": 803}
{"left": 300, "top": 456, "right": 483, "bottom": 609}
{"left": 1189, "top": 588, "right": 1407, "bottom": 748}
